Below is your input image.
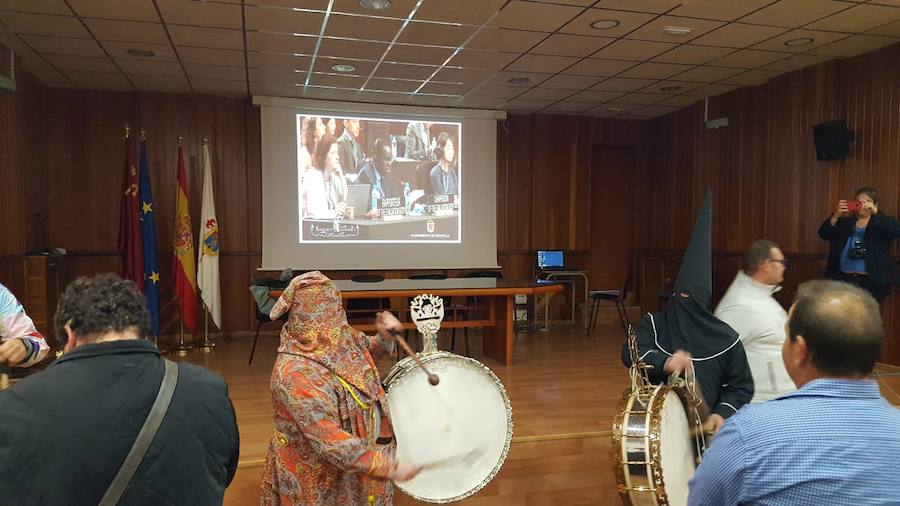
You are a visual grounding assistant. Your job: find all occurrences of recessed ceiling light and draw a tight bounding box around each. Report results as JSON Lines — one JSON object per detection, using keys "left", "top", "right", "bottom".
{"left": 331, "top": 64, "right": 357, "bottom": 73}
{"left": 661, "top": 26, "right": 694, "bottom": 36}
{"left": 127, "top": 48, "right": 155, "bottom": 58}
{"left": 784, "top": 37, "right": 815, "bottom": 47}
{"left": 660, "top": 85, "right": 682, "bottom": 92}
{"left": 608, "top": 106, "right": 627, "bottom": 113}
{"left": 360, "top": 0, "right": 391, "bottom": 10}
{"left": 590, "top": 19, "right": 620, "bottom": 30}
{"left": 508, "top": 77, "right": 530, "bottom": 85}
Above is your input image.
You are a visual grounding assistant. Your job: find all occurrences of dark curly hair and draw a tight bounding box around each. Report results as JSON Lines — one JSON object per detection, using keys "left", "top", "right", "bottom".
{"left": 53, "top": 273, "right": 151, "bottom": 345}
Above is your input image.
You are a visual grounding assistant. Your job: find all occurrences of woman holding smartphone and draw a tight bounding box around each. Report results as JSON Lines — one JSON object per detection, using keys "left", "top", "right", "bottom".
{"left": 819, "top": 186, "right": 900, "bottom": 302}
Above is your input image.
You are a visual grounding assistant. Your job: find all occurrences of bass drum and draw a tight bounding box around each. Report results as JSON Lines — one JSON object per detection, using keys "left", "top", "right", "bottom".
{"left": 611, "top": 384, "right": 701, "bottom": 506}
{"left": 384, "top": 351, "right": 513, "bottom": 503}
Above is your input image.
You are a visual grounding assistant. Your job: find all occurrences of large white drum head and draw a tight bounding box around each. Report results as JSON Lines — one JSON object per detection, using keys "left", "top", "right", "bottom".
{"left": 386, "top": 355, "right": 512, "bottom": 503}
{"left": 658, "top": 390, "right": 695, "bottom": 505}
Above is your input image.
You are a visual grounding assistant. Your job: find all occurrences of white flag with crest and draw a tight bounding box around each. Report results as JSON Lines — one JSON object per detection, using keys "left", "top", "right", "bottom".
{"left": 197, "top": 140, "right": 222, "bottom": 328}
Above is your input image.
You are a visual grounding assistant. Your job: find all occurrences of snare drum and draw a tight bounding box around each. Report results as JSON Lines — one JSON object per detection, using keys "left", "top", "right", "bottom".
{"left": 611, "top": 383, "right": 702, "bottom": 506}
{"left": 384, "top": 351, "right": 513, "bottom": 503}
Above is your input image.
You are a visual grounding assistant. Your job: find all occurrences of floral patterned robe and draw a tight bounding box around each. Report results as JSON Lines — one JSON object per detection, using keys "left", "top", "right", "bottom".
{"left": 260, "top": 272, "right": 397, "bottom": 505}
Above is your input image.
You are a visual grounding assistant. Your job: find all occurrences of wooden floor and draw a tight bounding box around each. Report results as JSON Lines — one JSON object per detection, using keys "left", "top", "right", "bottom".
{"left": 175, "top": 308, "right": 900, "bottom": 505}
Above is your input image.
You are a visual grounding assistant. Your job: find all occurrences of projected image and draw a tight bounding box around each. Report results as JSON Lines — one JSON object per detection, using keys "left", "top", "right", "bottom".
{"left": 297, "top": 114, "right": 461, "bottom": 243}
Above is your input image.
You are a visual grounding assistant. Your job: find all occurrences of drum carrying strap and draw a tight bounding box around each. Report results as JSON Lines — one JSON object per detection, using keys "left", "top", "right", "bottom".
{"left": 99, "top": 359, "right": 179, "bottom": 506}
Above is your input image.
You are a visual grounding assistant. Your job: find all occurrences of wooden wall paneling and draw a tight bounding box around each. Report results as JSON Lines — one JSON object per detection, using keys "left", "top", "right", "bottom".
{"left": 0, "top": 66, "right": 27, "bottom": 256}
{"left": 21, "top": 71, "right": 49, "bottom": 254}
{"left": 44, "top": 90, "right": 134, "bottom": 252}
{"left": 530, "top": 115, "right": 574, "bottom": 249}
{"left": 0, "top": 256, "right": 26, "bottom": 300}
{"left": 499, "top": 115, "right": 534, "bottom": 252}
{"left": 497, "top": 252, "right": 534, "bottom": 282}
{"left": 589, "top": 145, "right": 635, "bottom": 291}
{"left": 571, "top": 116, "right": 593, "bottom": 252}
{"left": 496, "top": 120, "right": 509, "bottom": 253}
{"left": 884, "top": 291, "right": 899, "bottom": 365}
{"left": 220, "top": 253, "right": 255, "bottom": 333}
{"left": 246, "top": 103, "right": 263, "bottom": 254}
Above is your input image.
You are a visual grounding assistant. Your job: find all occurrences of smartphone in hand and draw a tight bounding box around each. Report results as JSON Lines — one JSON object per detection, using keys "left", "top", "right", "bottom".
{"left": 846, "top": 200, "right": 862, "bottom": 212}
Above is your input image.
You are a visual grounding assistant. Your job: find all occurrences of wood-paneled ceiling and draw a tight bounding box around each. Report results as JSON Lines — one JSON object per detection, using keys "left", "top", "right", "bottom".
{"left": 1, "top": 0, "right": 899, "bottom": 119}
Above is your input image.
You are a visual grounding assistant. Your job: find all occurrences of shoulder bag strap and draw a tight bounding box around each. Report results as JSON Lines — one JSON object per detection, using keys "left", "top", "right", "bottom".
{"left": 99, "top": 358, "right": 179, "bottom": 506}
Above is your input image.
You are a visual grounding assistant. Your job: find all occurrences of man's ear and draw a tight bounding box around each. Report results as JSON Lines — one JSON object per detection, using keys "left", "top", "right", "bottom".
{"left": 64, "top": 323, "right": 77, "bottom": 353}
{"left": 792, "top": 334, "right": 811, "bottom": 367}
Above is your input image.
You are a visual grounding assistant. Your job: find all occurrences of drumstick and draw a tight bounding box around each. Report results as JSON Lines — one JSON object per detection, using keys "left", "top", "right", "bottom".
{"left": 418, "top": 448, "right": 484, "bottom": 470}
{"left": 389, "top": 329, "right": 440, "bottom": 386}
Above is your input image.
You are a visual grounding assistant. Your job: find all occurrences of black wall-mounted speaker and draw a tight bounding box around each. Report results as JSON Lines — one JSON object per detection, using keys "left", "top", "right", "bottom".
{"left": 813, "top": 120, "right": 855, "bottom": 161}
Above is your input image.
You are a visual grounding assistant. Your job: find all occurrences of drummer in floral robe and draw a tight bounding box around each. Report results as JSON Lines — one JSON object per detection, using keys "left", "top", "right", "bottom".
{"left": 260, "top": 271, "right": 420, "bottom": 506}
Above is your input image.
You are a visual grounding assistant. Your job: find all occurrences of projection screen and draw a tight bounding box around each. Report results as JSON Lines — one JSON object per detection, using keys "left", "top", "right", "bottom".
{"left": 255, "top": 96, "right": 504, "bottom": 271}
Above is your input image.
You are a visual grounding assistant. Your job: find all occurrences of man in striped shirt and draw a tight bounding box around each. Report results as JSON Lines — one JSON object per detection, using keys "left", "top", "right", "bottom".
{"left": 0, "top": 282, "right": 49, "bottom": 368}
{"left": 689, "top": 280, "right": 900, "bottom": 505}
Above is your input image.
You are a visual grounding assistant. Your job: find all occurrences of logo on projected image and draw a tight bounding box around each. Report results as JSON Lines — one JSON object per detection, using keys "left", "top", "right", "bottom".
{"left": 426, "top": 220, "right": 435, "bottom": 234}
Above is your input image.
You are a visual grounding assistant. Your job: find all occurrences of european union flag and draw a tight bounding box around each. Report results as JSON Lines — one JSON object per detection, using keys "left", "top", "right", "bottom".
{"left": 138, "top": 138, "right": 160, "bottom": 337}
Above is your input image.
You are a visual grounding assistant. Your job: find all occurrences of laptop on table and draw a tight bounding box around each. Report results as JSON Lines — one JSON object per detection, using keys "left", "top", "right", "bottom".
{"left": 537, "top": 250, "right": 565, "bottom": 271}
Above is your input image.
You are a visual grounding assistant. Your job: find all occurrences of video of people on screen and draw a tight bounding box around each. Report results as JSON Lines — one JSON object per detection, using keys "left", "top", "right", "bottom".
{"left": 297, "top": 114, "right": 461, "bottom": 243}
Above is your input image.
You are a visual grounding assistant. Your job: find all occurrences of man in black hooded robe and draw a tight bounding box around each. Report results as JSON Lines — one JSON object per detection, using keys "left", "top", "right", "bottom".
{"left": 622, "top": 190, "right": 753, "bottom": 433}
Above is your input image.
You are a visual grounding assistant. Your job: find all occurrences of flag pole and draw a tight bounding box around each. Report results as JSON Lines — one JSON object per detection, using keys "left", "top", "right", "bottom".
{"left": 174, "top": 133, "right": 195, "bottom": 356}
{"left": 147, "top": 132, "right": 156, "bottom": 348}
{"left": 176, "top": 312, "right": 192, "bottom": 356}
{"left": 200, "top": 302, "right": 215, "bottom": 353}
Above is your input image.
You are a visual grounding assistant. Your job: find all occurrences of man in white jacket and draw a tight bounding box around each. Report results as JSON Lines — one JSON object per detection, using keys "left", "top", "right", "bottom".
{"left": 715, "top": 240, "right": 795, "bottom": 403}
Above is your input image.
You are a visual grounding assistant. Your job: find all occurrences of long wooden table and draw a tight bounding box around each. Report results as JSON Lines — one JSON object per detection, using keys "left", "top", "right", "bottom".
{"left": 271, "top": 279, "right": 562, "bottom": 366}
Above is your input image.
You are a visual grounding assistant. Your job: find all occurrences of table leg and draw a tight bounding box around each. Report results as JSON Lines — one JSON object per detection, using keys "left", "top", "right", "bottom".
{"left": 483, "top": 295, "right": 513, "bottom": 366}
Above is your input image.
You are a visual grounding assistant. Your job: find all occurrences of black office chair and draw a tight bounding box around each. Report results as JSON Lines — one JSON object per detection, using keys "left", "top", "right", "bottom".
{"left": 346, "top": 274, "right": 389, "bottom": 323}
{"left": 453, "top": 271, "right": 503, "bottom": 355}
{"left": 248, "top": 276, "right": 289, "bottom": 365}
{"left": 587, "top": 275, "right": 631, "bottom": 336}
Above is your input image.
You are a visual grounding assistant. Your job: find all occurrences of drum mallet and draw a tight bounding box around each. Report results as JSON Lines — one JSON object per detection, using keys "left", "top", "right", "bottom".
{"left": 389, "top": 329, "right": 440, "bottom": 386}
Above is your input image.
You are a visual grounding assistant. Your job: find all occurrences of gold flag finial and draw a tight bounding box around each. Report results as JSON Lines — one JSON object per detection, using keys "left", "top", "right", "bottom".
{"left": 177, "top": 135, "right": 183, "bottom": 146}
{"left": 124, "top": 125, "right": 131, "bottom": 139}
{"left": 140, "top": 129, "right": 146, "bottom": 141}
{"left": 202, "top": 137, "right": 208, "bottom": 145}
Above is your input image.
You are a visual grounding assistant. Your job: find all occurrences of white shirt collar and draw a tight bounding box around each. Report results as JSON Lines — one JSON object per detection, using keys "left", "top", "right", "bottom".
{"left": 735, "top": 270, "right": 782, "bottom": 296}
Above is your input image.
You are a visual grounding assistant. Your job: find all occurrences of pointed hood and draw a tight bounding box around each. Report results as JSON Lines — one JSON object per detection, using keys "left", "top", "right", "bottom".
{"left": 658, "top": 189, "right": 740, "bottom": 358}
{"left": 673, "top": 189, "right": 712, "bottom": 309}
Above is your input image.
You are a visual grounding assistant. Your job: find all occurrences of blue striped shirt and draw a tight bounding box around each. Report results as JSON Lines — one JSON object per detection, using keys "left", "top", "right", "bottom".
{"left": 688, "top": 378, "right": 900, "bottom": 506}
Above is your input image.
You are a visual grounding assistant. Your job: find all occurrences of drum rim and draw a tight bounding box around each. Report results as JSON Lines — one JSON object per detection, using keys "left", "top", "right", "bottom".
{"left": 611, "top": 384, "right": 696, "bottom": 506}
{"left": 384, "top": 351, "right": 514, "bottom": 504}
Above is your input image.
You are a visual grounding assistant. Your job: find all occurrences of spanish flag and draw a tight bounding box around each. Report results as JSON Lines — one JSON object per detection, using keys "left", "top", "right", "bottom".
{"left": 172, "top": 142, "right": 199, "bottom": 335}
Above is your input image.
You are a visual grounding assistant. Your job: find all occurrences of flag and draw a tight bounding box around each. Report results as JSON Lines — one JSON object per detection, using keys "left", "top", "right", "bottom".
{"left": 139, "top": 136, "right": 161, "bottom": 337}
{"left": 197, "top": 140, "right": 222, "bottom": 328}
{"left": 118, "top": 127, "right": 143, "bottom": 290}
{"left": 172, "top": 143, "right": 199, "bottom": 335}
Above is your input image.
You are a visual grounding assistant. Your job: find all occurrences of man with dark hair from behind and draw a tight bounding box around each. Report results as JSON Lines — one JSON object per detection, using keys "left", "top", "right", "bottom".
{"left": 715, "top": 240, "right": 794, "bottom": 403}
{"left": 0, "top": 273, "right": 239, "bottom": 504}
{"left": 689, "top": 280, "right": 900, "bottom": 505}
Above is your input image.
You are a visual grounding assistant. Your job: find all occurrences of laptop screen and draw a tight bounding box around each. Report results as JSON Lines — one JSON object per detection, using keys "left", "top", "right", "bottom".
{"left": 537, "top": 250, "right": 564, "bottom": 269}
{"left": 346, "top": 183, "right": 372, "bottom": 213}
